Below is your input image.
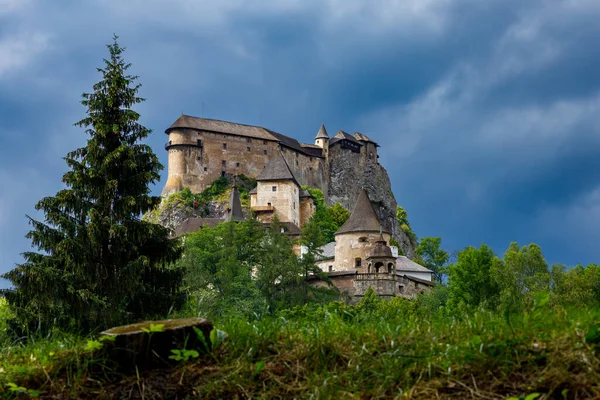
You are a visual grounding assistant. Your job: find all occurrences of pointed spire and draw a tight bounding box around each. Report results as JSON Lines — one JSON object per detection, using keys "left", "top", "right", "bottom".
{"left": 228, "top": 184, "right": 245, "bottom": 222}
{"left": 315, "top": 124, "right": 329, "bottom": 140}
{"left": 335, "top": 189, "right": 390, "bottom": 235}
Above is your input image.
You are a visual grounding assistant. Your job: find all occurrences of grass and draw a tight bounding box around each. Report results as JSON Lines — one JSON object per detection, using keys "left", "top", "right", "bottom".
{"left": 1, "top": 296, "right": 599, "bottom": 399}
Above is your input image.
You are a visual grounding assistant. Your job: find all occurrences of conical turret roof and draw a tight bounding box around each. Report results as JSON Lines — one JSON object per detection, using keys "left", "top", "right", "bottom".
{"left": 315, "top": 124, "right": 329, "bottom": 140}
{"left": 335, "top": 189, "right": 390, "bottom": 235}
{"left": 228, "top": 181, "right": 245, "bottom": 222}
{"left": 257, "top": 151, "right": 298, "bottom": 184}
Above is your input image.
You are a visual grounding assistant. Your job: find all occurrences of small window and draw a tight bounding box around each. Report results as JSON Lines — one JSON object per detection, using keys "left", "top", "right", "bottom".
{"left": 272, "top": 186, "right": 277, "bottom": 192}
{"left": 328, "top": 265, "right": 333, "bottom": 272}
{"left": 369, "top": 152, "right": 373, "bottom": 159}
{"left": 263, "top": 150, "right": 268, "bottom": 155}
{"left": 359, "top": 237, "right": 367, "bottom": 243}
{"left": 197, "top": 139, "right": 202, "bottom": 146}
{"left": 247, "top": 138, "right": 251, "bottom": 143}
{"left": 355, "top": 258, "right": 362, "bottom": 267}
{"left": 247, "top": 146, "right": 251, "bottom": 152}
{"left": 169, "top": 140, "right": 172, "bottom": 145}
{"left": 236, "top": 162, "right": 240, "bottom": 168}
{"left": 221, "top": 171, "right": 226, "bottom": 177}
{"left": 296, "top": 160, "right": 299, "bottom": 166}
{"left": 222, "top": 160, "right": 226, "bottom": 167}
{"left": 197, "top": 156, "right": 201, "bottom": 161}
{"left": 222, "top": 143, "right": 227, "bottom": 150}
{"left": 263, "top": 140, "right": 267, "bottom": 145}
{"left": 293, "top": 202, "right": 295, "bottom": 209}
{"left": 267, "top": 202, "right": 271, "bottom": 206}
{"left": 203, "top": 167, "right": 207, "bottom": 171}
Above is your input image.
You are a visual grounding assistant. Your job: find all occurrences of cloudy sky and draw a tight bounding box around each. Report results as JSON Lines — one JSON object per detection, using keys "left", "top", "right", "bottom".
{"left": 1, "top": 0, "right": 599, "bottom": 286}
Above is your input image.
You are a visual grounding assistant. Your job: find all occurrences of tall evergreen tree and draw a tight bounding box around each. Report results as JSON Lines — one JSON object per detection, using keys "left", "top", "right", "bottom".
{"left": 1, "top": 35, "right": 184, "bottom": 334}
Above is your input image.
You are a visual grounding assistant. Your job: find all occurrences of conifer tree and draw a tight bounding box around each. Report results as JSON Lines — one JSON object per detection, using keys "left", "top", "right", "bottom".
{"left": 1, "top": 35, "right": 184, "bottom": 334}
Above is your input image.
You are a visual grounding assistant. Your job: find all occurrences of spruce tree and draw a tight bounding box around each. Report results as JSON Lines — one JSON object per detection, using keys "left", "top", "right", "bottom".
{"left": 1, "top": 35, "right": 183, "bottom": 334}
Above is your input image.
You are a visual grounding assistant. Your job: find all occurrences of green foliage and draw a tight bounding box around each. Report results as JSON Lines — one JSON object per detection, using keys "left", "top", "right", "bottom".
{"left": 550, "top": 263, "right": 600, "bottom": 307}
{"left": 447, "top": 244, "right": 500, "bottom": 311}
{"left": 301, "top": 186, "right": 350, "bottom": 243}
{"left": 0, "top": 35, "right": 184, "bottom": 336}
{"left": 396, "top": 205, "right": 417, "bottom": 245}
{"left": 177, "top": 215, "right": 337, "bottom": 319}
{"left": 169, "top": 348, "right": 199, "bottom": 362}
{"left": 415, "top": 237, "right": 449, "bottom": 283}
{"left": 0, "top": 297, "right": 13, "bottom": 344}
{"left": 6, "top": 382, "right": 40, "bottom": 398}
{"left": 2, "top": 289, "right": 600, "bottom": 398}
{"left": 141, "top": 323, "right": 165, "bottom": 333}
{"left": 491, "top": 242, "right": 550, "bottom": 313}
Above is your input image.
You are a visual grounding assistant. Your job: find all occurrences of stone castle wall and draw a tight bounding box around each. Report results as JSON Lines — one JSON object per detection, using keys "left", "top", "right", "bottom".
{"left": 163, "top": 129, "right": 327, "bottom": 196}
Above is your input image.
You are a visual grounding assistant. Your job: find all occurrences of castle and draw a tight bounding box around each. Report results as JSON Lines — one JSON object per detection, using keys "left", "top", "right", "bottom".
{"left": 162, "top": 114, "right": 432, "bottom": 300}
{"left": 162, "top": 114, "right": 379, "bottom": 199}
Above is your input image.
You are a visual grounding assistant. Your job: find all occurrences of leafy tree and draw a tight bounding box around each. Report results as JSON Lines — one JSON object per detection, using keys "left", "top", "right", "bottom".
{"left": 301, "top": 187, "right": 350, "bottom": 243}
{"left": 180, "top": 220, "right": 266, "bottom": 318}
{"left": 330, "top": 202, "right": 351, "bottom": 228}
{"left": 447, "top": 244, "right": 499, "bottom": 310}
{"left": 1, "top": 36, "right": 183, "bottom": 334}
{"left": 549, "top": 263, "right": 600, "bottom": 307}
{"left": 491, "top": 242, "right": 550, "bottom": 313}
{"left": 255, "top": 216, "right": 308, "bottom": 309}
{"left": 415, "top": 237, "right": 449, "bottom": 283}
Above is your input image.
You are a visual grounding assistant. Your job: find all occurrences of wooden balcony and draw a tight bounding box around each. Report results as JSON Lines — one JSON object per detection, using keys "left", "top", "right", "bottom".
{"left": 251, "top": 205, "right": 275, "bottom": 212}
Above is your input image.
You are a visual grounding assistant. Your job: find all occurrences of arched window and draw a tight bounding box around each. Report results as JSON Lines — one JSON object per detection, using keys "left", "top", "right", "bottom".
{"left": 387, "top": 263, "right": 394, "bottom": 274}
{"left": 375, "top": 262, "right": 383, "bottom": 273}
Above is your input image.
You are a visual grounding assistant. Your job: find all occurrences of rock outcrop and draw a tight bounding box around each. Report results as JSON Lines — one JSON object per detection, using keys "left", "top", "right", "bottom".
{"left": 327, "top": 153, "right": 416, "bottom": 258}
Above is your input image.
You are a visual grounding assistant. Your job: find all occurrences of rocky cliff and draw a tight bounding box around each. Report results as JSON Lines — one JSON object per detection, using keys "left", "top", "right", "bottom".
{"left": 327, "top": 150, "right": 416, "bottom": 258}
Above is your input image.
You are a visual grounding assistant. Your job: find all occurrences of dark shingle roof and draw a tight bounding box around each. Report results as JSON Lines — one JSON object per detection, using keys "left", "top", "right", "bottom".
{"left": 166, "top": 115, "right": 325, "bottom": 158}
{"left": 330, "top": 130, "right": 361, "bottom": 147}
{"left": 166, "top": 115, "right": 277, "bottom": 141}
{"left": 315, "top": 124, "right": 329, "bottom": 139}
{"left": 257, "top": 151, "right": 298, "bottom": 184}
{"left": 300, "top": 144, "right": 324, "bottom": 157}
{"left": 174, "top": 218, "right": 223, "bottom": 236}
{"left": 249, "top": 187, "right": 257, "bottom": 195}
{"left": 335, "top": 189, "right": 390, "bottom": 235}
{"left": 353, "top": 132, "right": 379, "bottom": 146}
{"left": 299, "top": 189, "right": 312, "bottom": 198}
{"left": 228, "top": 186, "right": 245, "bottom": 222}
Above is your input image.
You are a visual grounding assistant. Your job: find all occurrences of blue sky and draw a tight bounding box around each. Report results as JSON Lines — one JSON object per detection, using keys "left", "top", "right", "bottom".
{"left": 1, "top": 0, "right": 599, "bottom": 287}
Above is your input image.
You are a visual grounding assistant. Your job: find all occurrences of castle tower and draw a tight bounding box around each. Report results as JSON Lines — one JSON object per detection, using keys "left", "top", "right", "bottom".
{"left": 252, "top": 151, "right": 301, "bottom": 227}
{"left": 366, "top": 230, "right": 396, "bottom": 274}
{"left": 315, "top": 124, "right": 329, "bottom": 155}
{"left": 333, "top": 189, "right": 391, "bottom": 271}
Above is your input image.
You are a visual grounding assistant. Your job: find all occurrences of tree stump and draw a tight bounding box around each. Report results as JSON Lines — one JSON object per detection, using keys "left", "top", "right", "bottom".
{"left": 100, "top": 317, "right": 213, "bottom": 370}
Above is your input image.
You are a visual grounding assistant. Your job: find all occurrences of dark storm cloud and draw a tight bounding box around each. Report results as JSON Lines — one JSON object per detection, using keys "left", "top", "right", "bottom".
{"left": 2, "top": 0, "right": 600, "bottom": 288}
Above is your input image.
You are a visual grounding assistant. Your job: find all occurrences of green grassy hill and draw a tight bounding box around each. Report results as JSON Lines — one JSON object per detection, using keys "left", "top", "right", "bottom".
{"left": 2, "top": 292, "right": 599, "bottom": 399}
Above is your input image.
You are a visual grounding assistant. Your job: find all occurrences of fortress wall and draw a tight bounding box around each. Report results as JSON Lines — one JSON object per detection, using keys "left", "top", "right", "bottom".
{"left": 165, "top": 129, "right": 280, "bottom": 193}
{"left": 333, "top": 232, "right": 392, "bottom": 271}
{"left": 279, "top": 147, "right": 327, "bottom": 192}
